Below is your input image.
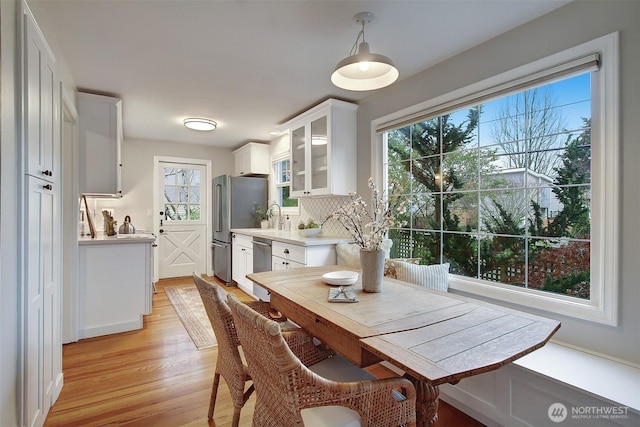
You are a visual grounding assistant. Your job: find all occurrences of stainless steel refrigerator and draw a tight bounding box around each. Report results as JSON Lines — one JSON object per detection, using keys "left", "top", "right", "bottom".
{"left": 211, "top": 174, "right": 267, "bottom": 284}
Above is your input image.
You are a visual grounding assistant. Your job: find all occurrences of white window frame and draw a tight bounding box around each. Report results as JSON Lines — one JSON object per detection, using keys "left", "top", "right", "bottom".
{"left": 371, "top": 32, "right": 619, "bottom": 325}
{"left": 272, "top": 152, "right": 299, "bottom": 214}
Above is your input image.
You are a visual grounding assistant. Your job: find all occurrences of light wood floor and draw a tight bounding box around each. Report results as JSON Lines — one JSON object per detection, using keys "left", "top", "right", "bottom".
{"left": 44, "top": 276, "right": 485, "bottom": 426}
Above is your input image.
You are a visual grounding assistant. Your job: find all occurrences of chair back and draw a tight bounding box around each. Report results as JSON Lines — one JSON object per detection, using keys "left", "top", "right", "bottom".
{"left": 192, "top": 273, "right": 247, "bottom": 401}
{"left": 228, "top": 293, "right": 316, "bottom": 425}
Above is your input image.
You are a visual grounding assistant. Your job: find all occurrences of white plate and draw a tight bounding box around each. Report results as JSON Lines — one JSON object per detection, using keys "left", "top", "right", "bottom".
{"left": 322, "top": 271, "right": 359, "bottom": 286}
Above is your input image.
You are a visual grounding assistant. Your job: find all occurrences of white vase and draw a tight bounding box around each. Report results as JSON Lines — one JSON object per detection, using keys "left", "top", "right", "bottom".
{"left": 260, "top": 220, "right": 269, "bottom": 229}
{"left": 360, "top": 249, "right": 385, "bottom": 293}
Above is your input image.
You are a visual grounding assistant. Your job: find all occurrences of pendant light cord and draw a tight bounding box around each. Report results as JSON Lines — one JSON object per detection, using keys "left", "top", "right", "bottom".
{"left": 348, "top": 21, "right": 366, "bottom": 56}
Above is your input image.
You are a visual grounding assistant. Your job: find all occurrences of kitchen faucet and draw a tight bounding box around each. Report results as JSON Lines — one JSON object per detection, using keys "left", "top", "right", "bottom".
{"left": 270, "top": 203, "right": 283, "bottom": 230}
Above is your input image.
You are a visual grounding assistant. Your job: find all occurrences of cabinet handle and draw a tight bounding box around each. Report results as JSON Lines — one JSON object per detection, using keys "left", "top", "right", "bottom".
{"left": 42, "top": 170, "right": 52, "bottom": 176}
{"left": 43, "top": 184, "right": 53, "bottom": 190}
{"left": 283, "top": 249, "right": 289, "bottom": 254}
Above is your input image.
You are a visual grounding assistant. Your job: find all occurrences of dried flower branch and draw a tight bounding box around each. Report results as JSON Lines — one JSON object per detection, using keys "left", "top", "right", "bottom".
{"left": 331, "top": 178, "right": 407, "bottom": 250}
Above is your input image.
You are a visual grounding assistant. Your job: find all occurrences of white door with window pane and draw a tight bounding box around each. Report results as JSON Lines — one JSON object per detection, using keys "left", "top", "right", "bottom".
{"left": 157, "top": 162, "right": 207, "bottom": 278}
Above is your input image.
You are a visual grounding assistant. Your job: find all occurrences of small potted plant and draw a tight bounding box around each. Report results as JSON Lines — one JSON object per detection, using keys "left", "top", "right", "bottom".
{"left": 254, "top": 204, "right": 270, "bottom": 229}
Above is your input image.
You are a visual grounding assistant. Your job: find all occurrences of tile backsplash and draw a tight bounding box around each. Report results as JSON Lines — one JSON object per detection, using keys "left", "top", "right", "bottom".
{"left": 298, "top": 196, "right": 351, "bottom": 238}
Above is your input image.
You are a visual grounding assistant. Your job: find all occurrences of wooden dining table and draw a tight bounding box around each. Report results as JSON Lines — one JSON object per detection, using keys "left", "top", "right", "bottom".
{"left": 247, "top": 265, "right": 561, "bottom": 426}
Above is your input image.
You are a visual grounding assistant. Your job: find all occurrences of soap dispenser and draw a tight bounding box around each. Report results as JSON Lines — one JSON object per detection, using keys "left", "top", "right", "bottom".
{"left": 284, "top": 215, "right": 291, "bottom": 231}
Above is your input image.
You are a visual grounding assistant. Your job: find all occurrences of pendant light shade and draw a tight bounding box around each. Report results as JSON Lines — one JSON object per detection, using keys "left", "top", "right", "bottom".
{"left": 331, "top": 12, "right": 399, "bottom": 91}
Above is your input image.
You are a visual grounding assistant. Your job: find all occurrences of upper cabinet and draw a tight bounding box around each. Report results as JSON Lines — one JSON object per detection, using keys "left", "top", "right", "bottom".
{"left": 233, "top": 142, "right": 270, "bottom": 176}
{"left": 24, "top": 8, "right": 58, "bottom": 183}
{"left": 280, "top": 99, "right": 357, "bottom": 197}
{"left": 77, "top": 92, "right": 123, "bottom": 197}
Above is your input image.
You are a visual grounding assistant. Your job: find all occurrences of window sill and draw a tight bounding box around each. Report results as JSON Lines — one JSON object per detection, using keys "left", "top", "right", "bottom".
{"left": 448, "top": 275, "right": 617, "bottom": 326}
{"left": 513, "top": 341, "right": 640, "bottom": 411}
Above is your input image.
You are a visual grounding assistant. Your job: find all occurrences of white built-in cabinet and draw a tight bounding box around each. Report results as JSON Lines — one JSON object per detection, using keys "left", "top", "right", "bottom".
{"left": 232, "top": 233, "right": 254, "bottom": 295}
{"left": 280, "top": 98, "right": 357, "bottom": 197}
{"left": 77, "top": 92, "right": 123, "bottom": 196}
{"left": 78, "top": 239, "right": 154, "bottom": 339}
{"left": 233, "top": 142, "right": 270, "bottom": 176}
{"left": 271, "top": 241, "right": 336, "bottom": 270}
{"left": 253, "top": 241, "right": 336, "bottom": 301}
{"left": 21, "top": 4, "right": 63, "bottom": 426}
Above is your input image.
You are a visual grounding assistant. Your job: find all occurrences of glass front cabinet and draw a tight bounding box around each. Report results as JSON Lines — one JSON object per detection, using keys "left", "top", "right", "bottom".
{"left": 284, "top": 99, "right": 357, "bottom": 197}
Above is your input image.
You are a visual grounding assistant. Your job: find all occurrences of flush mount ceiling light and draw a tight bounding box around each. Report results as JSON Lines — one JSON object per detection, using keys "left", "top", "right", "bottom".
{"left": 311, "top": 135, "right": 327, "bottom": 145}
{"left": 183, "top": 118, "right": 217, "bottom": 131}
{"left": 331, "top": 11, "right": 399, "bottom": 91}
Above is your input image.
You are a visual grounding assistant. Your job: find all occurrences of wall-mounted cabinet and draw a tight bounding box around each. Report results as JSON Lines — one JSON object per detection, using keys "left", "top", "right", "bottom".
{"left": 77, "top": 92, "right": 122, "bottom": 197}
{"left": 280, "top": 98, "right": 357, "bottom": 197}
{"left": 233, "top": 142, "right": 270, "bottom": 176}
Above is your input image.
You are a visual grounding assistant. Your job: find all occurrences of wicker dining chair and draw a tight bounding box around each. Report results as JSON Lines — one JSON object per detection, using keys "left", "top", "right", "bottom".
{"left": 192, "top": 272, "right": 291, "bottom": 426}
{"left": 227, "top": 292, "right": 417, "bottom": 427}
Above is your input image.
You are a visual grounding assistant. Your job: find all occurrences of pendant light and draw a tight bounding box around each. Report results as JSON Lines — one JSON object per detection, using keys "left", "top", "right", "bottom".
{"left": 331, "top": 12, "right": 399, "bottom": 91}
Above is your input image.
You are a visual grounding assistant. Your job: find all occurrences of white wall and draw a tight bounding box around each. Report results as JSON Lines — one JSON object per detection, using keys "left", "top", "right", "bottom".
{"left": 357, "top": 0, "right": 640, "bottom": 365}
{"left": 90, "top": 138, "right": 233, "bottom": 232}
{"left": 1, "top": 2, "right": 21, "bottom": 425}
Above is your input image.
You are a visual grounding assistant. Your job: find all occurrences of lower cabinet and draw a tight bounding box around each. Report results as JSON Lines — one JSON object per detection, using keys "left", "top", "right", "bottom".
{"left": 78, "top": 240, "right": 154, "bottom": 339}
{"left": 24, "top": 176, "right": 62, "bottom": 427}
{"left": 271, "top": 241, "right": 336, "bottom": 269}
{"left": 231, "top": 234, "right": 253, "bottom": 295}
{"left": 256, "top": 241, "right": 337, "bottom": 301}
{"left": 272, "top": 241, "right": 306, "bottom": 270}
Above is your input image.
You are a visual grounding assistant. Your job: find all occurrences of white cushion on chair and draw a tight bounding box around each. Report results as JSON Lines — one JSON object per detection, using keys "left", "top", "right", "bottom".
{"left": 298, "top": 356, "right": 367, "bottom": 427}
{"left": 301, "top": 405, "right": 361, "bottom": 427}
{"left": 395, "top": 262, "right": 450, "bottom": 292}
{"left": 301, "top": 354, "right": 411, "bottom": 426}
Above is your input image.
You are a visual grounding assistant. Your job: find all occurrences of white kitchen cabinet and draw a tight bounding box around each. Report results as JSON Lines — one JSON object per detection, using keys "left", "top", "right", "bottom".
{"left": 78, "top": 238, "right": 154, "bottom": 339}
{"left": 256, "top": 240, "right": 336, "bottom": 301}
{"left": 24, "top": 15, "right": 57, "bottom": 184}
{"left": 21, "top": 5, "right": 63, "bottom": 427}
{"left": 280, "top": 98, "right": 357, "bottom": 197}
{"left": 272, "top": 255, "right": 306, "bottom": 270}
{"left": 24, "top": 176, "right": 59, "bottom": 427}
{"left": 77, "top": 92, "right": 122, "bottom": 197}
{"left": 233, "top": 142, "right": 270, "bottom": 176}
{"left": 232, "top": 233, "right": 254, "bottom": 295}
{"left": 271, "top": 241, "right": 336, "bottom": 269}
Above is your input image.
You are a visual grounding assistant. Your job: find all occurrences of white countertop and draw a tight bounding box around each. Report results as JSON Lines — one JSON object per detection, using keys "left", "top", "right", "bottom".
{"left": 231, "top": 228, "right": 349, "bottom": 246}
{"left": 79, "top": 233, "right": 156, "bottom": 245}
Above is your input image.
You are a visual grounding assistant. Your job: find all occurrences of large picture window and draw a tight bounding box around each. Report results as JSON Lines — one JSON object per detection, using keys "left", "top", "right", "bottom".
{"left": 386, "top": 73, "right": 591, "bottom": 296}
{"left": 375, "top": 33, "right": 618, "bottom": 324}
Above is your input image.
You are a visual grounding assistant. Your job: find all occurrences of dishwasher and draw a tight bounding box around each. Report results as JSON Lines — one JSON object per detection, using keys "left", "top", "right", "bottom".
{"left": 251, "top": 237, "right": 272, "bottom": 301}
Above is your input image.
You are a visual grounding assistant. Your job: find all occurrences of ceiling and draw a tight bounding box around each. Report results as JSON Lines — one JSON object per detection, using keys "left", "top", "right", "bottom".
{"left": 34, "top": 0, "right": 570, "bottom": 150}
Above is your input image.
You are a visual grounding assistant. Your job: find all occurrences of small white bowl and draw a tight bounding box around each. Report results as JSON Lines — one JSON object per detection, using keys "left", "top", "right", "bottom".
{"left": 322, "top": 271, "right": 359, "bottom": 286}
{"left": 299, "top": 228, "right": 322, "bottom": 237}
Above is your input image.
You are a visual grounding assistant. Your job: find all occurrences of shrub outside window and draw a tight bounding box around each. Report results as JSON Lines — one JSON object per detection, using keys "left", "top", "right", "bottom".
{"left": 163, "top": 166, "right": 202, "bottom": 221}
{"left": 273, "top": 157, "right": 298, "bottom": 208}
